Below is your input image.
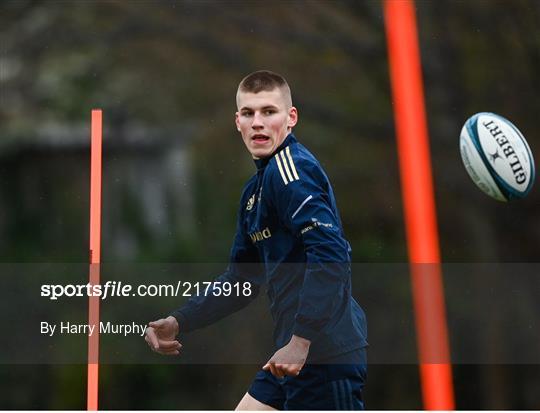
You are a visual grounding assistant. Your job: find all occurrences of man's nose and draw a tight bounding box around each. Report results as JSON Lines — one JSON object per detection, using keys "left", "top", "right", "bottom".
{"left": 252, "top": 112, "right": 264, "bottom": 128}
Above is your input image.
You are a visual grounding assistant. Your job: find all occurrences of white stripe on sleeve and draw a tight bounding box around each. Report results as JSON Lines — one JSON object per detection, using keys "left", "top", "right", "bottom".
{"left": 291, "top": 194, "right": 313, "bottom": 219}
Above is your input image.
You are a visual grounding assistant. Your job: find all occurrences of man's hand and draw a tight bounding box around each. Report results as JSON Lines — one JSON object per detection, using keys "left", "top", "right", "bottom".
{"left": 145, "top": 316, "right": 182, "bottom": 356}
{"left": 263, "top": 335, "right": 311, "bottom": 378}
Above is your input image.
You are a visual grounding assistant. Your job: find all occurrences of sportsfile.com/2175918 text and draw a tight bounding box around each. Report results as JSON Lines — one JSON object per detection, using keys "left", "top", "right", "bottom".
{"left": 40, "top": 281, "right": 254, "bottom": 300}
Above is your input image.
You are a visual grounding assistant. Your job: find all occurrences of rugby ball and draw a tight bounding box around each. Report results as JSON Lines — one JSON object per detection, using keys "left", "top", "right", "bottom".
{"left": 459, "top": 112, "right": 535, "bottom": 201}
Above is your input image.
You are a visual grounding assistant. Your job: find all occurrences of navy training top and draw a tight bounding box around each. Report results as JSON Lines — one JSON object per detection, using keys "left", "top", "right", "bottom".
{"left": 171, "top": 133, "right": 367, "bottom": 361}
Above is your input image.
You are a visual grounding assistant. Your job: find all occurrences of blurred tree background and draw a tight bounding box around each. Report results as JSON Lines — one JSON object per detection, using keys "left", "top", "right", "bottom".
{"left": 1, "top": 0, "right": 539, "bottom": 409}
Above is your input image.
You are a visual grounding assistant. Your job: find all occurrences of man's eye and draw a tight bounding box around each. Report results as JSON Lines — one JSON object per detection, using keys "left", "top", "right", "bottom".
{"left": 242, "top": 112, "right": 253, "bottom": 117}
{"left": 264, "top": 110, "right": 276, "bottom": 115}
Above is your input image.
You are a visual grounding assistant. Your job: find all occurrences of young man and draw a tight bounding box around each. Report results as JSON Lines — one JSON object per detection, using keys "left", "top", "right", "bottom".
{"left": 145, "top": 70, "right": 368, "bottom": 410}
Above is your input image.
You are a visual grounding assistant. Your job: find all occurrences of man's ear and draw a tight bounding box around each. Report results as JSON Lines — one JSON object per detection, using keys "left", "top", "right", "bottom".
{"left": 288, "top": 107, "right": 298, "bottom": 129}
{"left": 235, "top": 112, "right": 241, "bottom": 131}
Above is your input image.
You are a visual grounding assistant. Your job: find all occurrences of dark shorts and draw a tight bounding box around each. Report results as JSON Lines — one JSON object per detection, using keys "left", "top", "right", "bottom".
{"left": 248, "top": 348, "right": 367, "bottom": 410}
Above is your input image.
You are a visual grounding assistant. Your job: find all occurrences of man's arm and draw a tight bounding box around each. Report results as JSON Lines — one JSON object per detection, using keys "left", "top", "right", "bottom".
{"left": 171, "top": 197, "right": 264, "bottom": 331}
{"left": 146, "top": 259, "right": 262, "bottom": 356}
{"left": 146, "top": 196, "right": 263, "bottom": 353}
{"left": 273, "top": 158, "right": 350, "bottom": 339}
{"left": 170, "top": 260, "right": 263, "bottom": 333}
{"left": 264, "top": 153, "right": 351, "bottom": 375}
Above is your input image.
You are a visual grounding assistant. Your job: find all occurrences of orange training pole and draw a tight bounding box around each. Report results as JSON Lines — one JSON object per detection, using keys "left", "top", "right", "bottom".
{"left": 383, "top": 0, "right": 455, "bottom": 409}
{"left": 87, "top": 109, "right": 102, "bottom": 410}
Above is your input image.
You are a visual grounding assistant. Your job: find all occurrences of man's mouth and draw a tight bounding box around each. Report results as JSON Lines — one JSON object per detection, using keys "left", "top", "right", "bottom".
{"left": 252, "top": 134, "right": 270, "bottom": 143}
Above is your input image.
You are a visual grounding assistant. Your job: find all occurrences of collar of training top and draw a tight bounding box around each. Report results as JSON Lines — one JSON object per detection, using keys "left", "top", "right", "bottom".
{"left": 253, "top": 133, "right": 297, "bottom": 170}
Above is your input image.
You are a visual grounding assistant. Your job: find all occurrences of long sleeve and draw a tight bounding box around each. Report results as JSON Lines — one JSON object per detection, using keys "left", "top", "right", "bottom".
{"left": 170, "top": 199, "right": 263, "bottom": 333}
{"left": 268, "top": 155, "right": 351, "bottom": 342}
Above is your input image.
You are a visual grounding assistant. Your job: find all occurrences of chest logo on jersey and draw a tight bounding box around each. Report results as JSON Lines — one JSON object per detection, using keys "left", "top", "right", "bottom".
{"left": 246, "top": 194, "right": 255, "bottom": 211}
{"left": 249, "top": 227, "right": 272, "bottom": 244}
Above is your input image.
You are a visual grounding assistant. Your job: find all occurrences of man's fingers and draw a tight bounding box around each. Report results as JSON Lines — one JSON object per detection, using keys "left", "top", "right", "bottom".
{"left": 145, "top": 338, "right": 160, "bottom": 352}
{"left": 268, "top": 363, "right": 283, "bottom": 379}
{"left": 145, "top": 325, "right": 181, "bottom": 353}
{"left": 146, "top": 340, "right": 181, "bottom": 355}
{"left": 274, "top": 364, "right": 287, "bottom": 377}
{"left": 263, "top": 360, "right": 299, "bottom": 379}
{"left": 285, "top": 366, "right": 301, "bottom": 376}
{"left": 158, "top": 340, "right": 181, "bottom": 350}
{"left": 276, "top": 363, "right": 301, "bottom": 377}
{"left": 144, "top": 328, "right": 159, "bottom": 348}
{"left": 148, "top": 319, "right": 165, "bottom": 329}
{"left": 145, "top": 328, "right": 160, "bottom": 349}
{"left": 268, "top": 364, "right": 278, "bottom": 377}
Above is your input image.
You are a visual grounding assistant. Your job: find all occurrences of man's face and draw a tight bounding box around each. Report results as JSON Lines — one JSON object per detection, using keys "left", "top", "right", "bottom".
{"left": 235, "top": 88, "right": 298, "bottom": 159}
